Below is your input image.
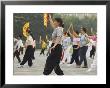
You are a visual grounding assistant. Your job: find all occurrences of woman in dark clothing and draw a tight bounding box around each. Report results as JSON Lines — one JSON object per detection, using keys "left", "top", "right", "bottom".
{"left": 79, "top": 27, "right": 89, "bottom": 68}
{"left": 43, "top": 14, "right": 64, "bottom": 75}
{"left": 68, "top": 30, "right": 80, "bottom": 67}
{"left": 18, "top": 30, "right": 34, "bottom": 68}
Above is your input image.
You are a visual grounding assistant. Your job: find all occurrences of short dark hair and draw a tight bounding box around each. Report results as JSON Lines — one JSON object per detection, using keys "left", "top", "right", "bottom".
{"left": 67, "top": 32, "right": 70, "bottom": 37}
{"left": 54, "top": 18, "right": 64, "bottom": 28}
{"left": 75, "top": 30, "right": 79, "bottom": 35}
{"left": 64, "top": 32, "right": 67, "bottom": 35}
{"left": 28, "top": 30, "right": 35, "bottom": 40}
{"left": 82, "top": 27, "right": 87, "bottom": 33}
{"left": 27, "top": 30, "right": 31, "bottom": 34}
{"left": 18, "top": 35, "right": 22, "bottom": 39}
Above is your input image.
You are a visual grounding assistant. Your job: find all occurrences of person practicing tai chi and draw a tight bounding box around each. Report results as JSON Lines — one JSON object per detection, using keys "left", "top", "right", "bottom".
{"left": 14, "top": 35, "right": 23, "bottom": 63}
{"left": 61, "top": 32, "right": 71, "bottom": 64}
{"left": 43, "top": 14, "right": 64, "bottom": 75}
{"left": 68, "top": 26, "right": 80, "bottom": 67}
{"left": 18, "top": 29, "right": 34, "bottom": 68}
{"left": 79, "top": 27, "right": 90, "bottom": 68}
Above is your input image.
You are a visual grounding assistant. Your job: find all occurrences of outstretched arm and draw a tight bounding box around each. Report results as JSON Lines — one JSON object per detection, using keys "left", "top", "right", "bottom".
{"left": 49, "top": 14, "right": 55, "bottom": 29}
{"left": 68, "top": 30, "right": 73, "bottom": 37}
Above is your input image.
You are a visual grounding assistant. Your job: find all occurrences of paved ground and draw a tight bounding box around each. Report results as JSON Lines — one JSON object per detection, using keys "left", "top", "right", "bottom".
{"left": 14, "top": 46, "right": 97, "bottom": 75}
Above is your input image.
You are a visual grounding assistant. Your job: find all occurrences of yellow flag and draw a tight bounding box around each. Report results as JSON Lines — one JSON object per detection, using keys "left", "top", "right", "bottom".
{"left": 23, "top": 22, "right": 29, "bottom": 38}
{"left": 44, "top": 13, "right": 48, "bottom": 28}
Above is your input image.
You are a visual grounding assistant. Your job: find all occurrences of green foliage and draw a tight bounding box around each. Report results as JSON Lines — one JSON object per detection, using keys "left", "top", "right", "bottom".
{"left": 14, "top": 13, "right": 97, "bottom": 42}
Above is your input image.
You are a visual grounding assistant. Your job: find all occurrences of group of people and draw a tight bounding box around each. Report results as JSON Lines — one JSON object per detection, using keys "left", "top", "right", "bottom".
{"left": 43, "top": 14, "right": 96, "bottom": 75}
{"left": 61, "top": 28, "right": 96, "bottom": 67}
{"left": 14, "top": 14, "right": 96, "bottom": 75}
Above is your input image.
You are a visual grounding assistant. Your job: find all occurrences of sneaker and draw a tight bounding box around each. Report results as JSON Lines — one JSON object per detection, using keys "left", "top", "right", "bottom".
{"left": 17, "top": 65, "right": 23, "bottom": 68}
{"left": 87, "top": 68, "right": 92, "bottom": 72}
{"left": 88, "top": 57, "right": 91, "bottom": 59}
{"left": 28, "top": 65, "right": 33, "bottom": 68}
{"left": 60, "top": 62, "right": 65, "bottom": 65}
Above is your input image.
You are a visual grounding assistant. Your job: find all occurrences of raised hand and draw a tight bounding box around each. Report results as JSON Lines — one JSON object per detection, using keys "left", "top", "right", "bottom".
{"left": 49, "top": 14, "right": 52, "bottom": 20}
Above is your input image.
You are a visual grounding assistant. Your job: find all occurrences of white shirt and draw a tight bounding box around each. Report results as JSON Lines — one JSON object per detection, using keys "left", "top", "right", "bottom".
{"left": 25, "top": 35, "right": 34, "bottom": 46}
{"left": 14, "top": 39, "right": 23, "bottom": 51}
{"left": 33, "top": 40, "right": 36, "bottom": 48}
{"left": 62, "top": 37, "right": 71, "bottom": 49}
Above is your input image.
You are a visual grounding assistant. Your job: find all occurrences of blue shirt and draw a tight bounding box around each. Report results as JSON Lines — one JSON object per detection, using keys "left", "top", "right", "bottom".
{"left": 80, "top": 34, "right": 88, "bottom": 47}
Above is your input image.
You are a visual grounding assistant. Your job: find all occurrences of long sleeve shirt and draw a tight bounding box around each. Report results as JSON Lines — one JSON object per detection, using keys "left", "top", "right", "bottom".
{"left": 14, "top": 39, "right": 23, "bottom": 51}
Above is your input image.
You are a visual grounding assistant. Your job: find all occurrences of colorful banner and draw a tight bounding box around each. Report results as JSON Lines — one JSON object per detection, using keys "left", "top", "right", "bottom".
{"left": 23, "top": 22, "right": 29, "bottom": 38}
{"left": 44, "top": 13, "right": 48, "bottom": 28}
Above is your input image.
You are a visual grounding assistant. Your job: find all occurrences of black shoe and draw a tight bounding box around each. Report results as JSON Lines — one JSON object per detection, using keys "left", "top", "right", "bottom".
{"left": 29, "top": 65, "right": 32, "bottom": 68}
{"left": 17, "top": 65, "right": 23, "bottom": 68}
{"left": 82, "top": 66, "right": 88, "bottom": 68}
{"left": 76, "top": 65, "right": 81, "bottom": 68}
{"left": 57, "top": 73, "right": 64, "bottom": 76}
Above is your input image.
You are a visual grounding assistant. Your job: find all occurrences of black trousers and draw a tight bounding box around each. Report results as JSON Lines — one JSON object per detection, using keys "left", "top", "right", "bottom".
{"left": 70, "top": 45, "right": 79, "bottom": 65}
{"left": 40, "top": 48, "right": 46, "bottom": 55}
{"left": 14, "top": 50, "right": 21, "bottom": 63}
{"left": 90, "top": 45, "right": 96, "bottom": 59}
{"left": 32, "top": 47, "right": 35, "bottom": 60}
{"left": 20, "top": 45, "right": 33, "bottom": 67}
{"left": 79, "top": 46, "right": 88, "bottom": 66}
{"left": 43, "top": 43, "right": 64, "bottom": 75}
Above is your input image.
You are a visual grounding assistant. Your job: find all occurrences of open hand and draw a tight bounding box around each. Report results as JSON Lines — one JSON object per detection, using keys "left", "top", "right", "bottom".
{"left": 49, "top": 14, "right": 52, "bottom": 19}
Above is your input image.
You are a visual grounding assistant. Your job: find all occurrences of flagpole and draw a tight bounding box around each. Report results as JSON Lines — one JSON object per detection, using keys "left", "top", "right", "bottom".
{"left": 39, "top": 35, "right": 41, "bottom": 44}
